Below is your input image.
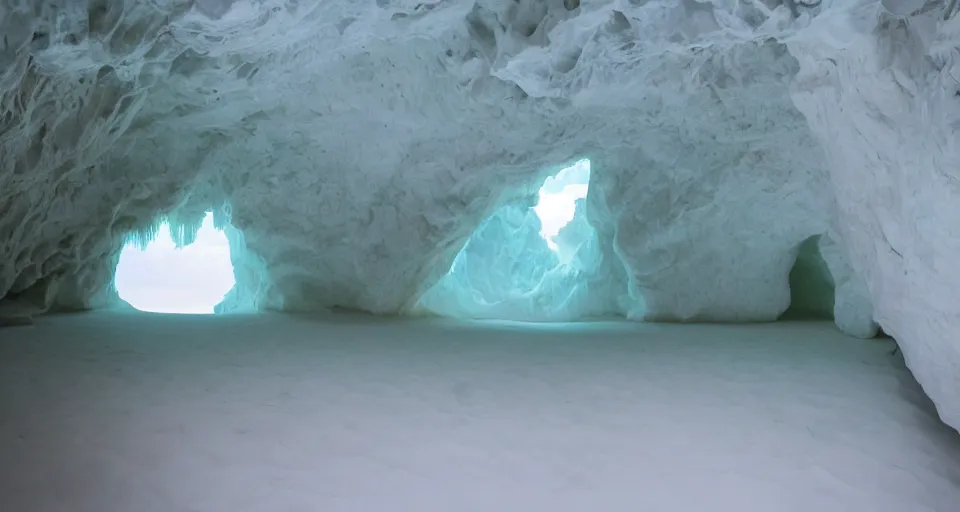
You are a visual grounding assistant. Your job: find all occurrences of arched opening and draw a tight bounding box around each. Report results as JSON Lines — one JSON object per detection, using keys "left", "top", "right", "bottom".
{"left": 114, "top": 211, "right": 235, "bottom": 314}
{"left": 781, "top": 235, "right": 835, "bottom": 320}
{"left": 416, "top": 159, "right": 606, "bottom": 321}
{"left": 532, "top": 159, "right": 590, "bottom": 254}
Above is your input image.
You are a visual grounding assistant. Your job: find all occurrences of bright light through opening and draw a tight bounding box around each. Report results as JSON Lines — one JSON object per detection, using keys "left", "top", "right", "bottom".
{"left": 532, "top": 159, "right": 590, "bottom": 251}
{"left": 114, "top": 211, "right": 235, "bottom": 314}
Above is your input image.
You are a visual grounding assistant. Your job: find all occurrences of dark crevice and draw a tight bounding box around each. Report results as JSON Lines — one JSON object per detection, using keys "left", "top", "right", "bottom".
{"left": 781, "top": 235, "right": 835, "bottom": 320}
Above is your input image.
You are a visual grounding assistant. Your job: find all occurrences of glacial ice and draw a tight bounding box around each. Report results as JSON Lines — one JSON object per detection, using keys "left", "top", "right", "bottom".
{"left": 416, "top": 158, "right": 625, "bottom": 320}
{"left": 0, "top": 1, "right": 958, "bottom": 427}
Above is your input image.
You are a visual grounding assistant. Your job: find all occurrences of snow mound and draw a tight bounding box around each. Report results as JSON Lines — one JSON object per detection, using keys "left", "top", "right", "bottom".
{"left": 0, "top": 1, "right": 958, "bottom": 427}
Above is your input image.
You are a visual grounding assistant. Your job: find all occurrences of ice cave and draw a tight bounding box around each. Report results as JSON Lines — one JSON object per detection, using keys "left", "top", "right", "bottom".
{"left": 1, "top": 1, "right": 960, "bottom": 510}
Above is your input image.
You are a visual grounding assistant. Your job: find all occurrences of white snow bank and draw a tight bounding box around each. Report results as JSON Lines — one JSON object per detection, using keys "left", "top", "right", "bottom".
{"left": 0, "top": 1, "right": 958, "bottom": 426}
{"left": 1, "top": 314, "right": 958, "bottom": 511}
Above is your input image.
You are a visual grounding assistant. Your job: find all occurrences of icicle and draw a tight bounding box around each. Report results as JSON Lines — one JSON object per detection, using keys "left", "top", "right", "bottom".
{"left": 212, "top": 204, "right": 232, "bottom": 232}
{"left": 127, "top": 220, "right": 163, "bottom": 251}
{"left": 165, "top": 210, "right": 206, "bottom": 248}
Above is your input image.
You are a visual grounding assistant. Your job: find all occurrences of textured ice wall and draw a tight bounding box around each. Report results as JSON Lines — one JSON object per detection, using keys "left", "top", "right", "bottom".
{"left": 0, "top": 0, "right": 833, "bottom": 319}
{"left": 0, "top": 0, "right": 220, "bottom": 319}
{"left": 788, "top": 0, "right": 960, "bottom": 426}
{"left": 0, "top": 1, "right": 957, "bottom": 424}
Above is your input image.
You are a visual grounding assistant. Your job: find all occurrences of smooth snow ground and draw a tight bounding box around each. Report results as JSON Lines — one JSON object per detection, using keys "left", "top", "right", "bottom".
{"left": 1, "top": 313, "right": 958, "bottom": 512}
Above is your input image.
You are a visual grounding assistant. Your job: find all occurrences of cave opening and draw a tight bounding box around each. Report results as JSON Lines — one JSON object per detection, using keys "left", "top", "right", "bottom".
{"left": 781, "top": 234, "right": 835, "bottom": 321}
{"left": 415, "top": 159, "right": 602, "bottom": 321}
{"left": 532, "top": 158, "right": 590, "bottom": 254}
{"left": 113, "top": 211, "right": 235, "bottom": 314}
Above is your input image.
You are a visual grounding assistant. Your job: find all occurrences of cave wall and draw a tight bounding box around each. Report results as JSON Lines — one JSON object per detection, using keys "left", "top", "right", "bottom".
{"left": 584, "top": 39, "right": 832, "bottom": 323}
{"left": 1, "top": 0, "right": 837, "bottom": 321}
{"left": 0, "top": 1, "right": 957, "bottom": 425}
{"left": 0, "top": 0, "right": 202, "bottom": 319}
{"left": 787, "top": 0, "right": 960, "bottom": 427}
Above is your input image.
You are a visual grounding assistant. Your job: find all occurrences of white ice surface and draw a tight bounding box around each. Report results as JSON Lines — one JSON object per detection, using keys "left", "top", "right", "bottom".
{"left": 1, "top": 313, "right": 959, "bottom": 512}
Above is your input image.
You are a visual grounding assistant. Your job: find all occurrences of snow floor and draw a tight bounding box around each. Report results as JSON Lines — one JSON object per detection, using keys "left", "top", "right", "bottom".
{"left": 1, "top": 313, "right": 959, "bottom": 512}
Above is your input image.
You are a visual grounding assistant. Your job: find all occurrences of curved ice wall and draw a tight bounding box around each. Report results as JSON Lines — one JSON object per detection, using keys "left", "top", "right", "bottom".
{"left": 0, "top": 1, "right": 957, "bottom": 427}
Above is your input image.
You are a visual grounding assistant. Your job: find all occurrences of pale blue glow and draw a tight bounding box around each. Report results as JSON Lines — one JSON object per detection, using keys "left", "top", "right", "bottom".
{"left": 415, "top": 159, "right": 603, "bottom": 321}
{"left": 532, "top": 159, "right": 590, "bottom": 251}
{"left": 114, "top": 212, "right": 235, "bottom": 314}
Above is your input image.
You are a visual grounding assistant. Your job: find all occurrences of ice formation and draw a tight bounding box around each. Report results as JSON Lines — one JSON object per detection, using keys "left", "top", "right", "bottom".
{"left": 0, "top": 1, "right": 958, "bottom": 426}
{"left": 414, "top": 158, "right": 624, "bottom": 320}
{"left": 114, "top": 211, "right": 235, "bottom": 314}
